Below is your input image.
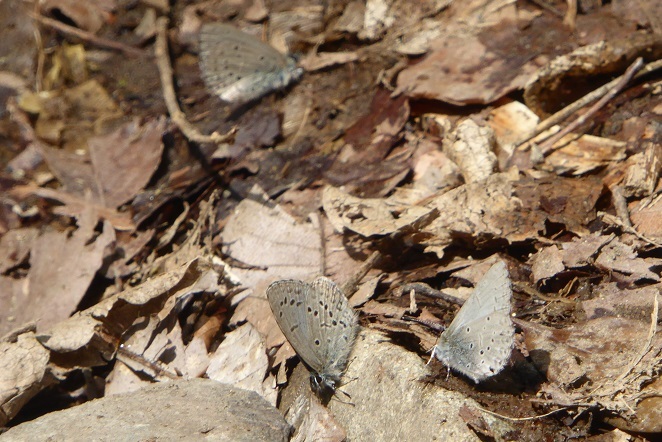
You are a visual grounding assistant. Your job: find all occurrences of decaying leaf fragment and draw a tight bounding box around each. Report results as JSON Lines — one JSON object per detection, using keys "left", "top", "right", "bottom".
{"left": 396, "top": 28, "right": 541, "bottom": 106}
{"left": 322, "top": 186, "right": 436, "bottom": 237}
{"left": 207, "top": 323, "right": 276, "bottom": 406}
{"left": 443, "top": 119, "right": 497, "bottom": 183}
{"left": 417, "top": 171, "right": 523, "bottom": 258}
{"left": 0, "top": 257, "right": 219, "bottom": 425}
{"left": 0, "top": 333, "right": 51, "bottom": 426}
{"left": 520, "top": 288, "right": 661, "bottom": 417}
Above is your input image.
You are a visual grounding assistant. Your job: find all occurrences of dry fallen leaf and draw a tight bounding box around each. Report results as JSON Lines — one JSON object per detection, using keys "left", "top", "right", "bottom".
{"left": 206, "top": 323, "right": 276, "bottom": 406}
{"left": 88, "top": 117, "right": 166, "bottom": 208}
{"left": 0, "top": 333, "right": 51, "bottom": 426}
{"left": 18, "top": 211, "right": 115, "bottom": 331}
{"left": 322, "top": 185, "right": 436, "bottom": 237}
{"left": 286, "top": 393, "right": 346, "bottom": 442}
{"left": 396, "top": 27, "right": 542, "bottom": 106}
{"left": 222, "top": 185, "right": 323, "bottom": 288}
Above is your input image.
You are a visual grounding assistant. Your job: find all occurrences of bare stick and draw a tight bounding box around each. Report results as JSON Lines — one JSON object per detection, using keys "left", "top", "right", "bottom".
{"left": 154, "top": 17, "right": 233, "bottom": 144}
{"left": 477, "top": 405, "right": 568, "bottom": 421}
{"left": 518, "top": 58, "right": 662, "bottom": 152}
{"left": 32, "top": 3, "right": 45, "bottom": 92}
{"left": 341, "top": 251, "right": 381, "bottom": 296}
{"left": 30, "top": 13, "right": 147, "bottom": 57}
{"left": 563, "top": 0, "right": 577, "bottom": 29}
{"left": 536, "top": 57, "right": 644, "bottom": 156}
{"left": 599, "top": 212, "right": 662, "bottom": 247}
{"left": 394, "top": 282, "right": 466, "bottom": 306}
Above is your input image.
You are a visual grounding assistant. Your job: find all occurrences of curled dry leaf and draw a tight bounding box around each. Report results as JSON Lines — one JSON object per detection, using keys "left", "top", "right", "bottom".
{"left": 530, "top": 246, "right": 565, "bottom": 283}
{"left": 322, "top": 185, "right": 436, "bottom": 237}
{"left": 0, "top": 258, "right": 217, "bottom": 425}
{"left": 444, "top": 119, "right": 497, "bottom": 183}
{"left": 418, "top": 171, "right": 606, "bottom": 258}
{"left": 41, "top": 0, "right": 116, "bottom": 33}
{"left": 595, "top": 239, "right": 662, "bottom": 282}
{"left": 417, "top": 171, "right": 522, "bottom": 258}
{"left": 559, "top": 233, "right": 614, "bottom": 269}
{"left": 520, "top": 303, "right": 661, "bottom": 415}
{"left": 524, "top": 31, "right": 659, "bottom": 116}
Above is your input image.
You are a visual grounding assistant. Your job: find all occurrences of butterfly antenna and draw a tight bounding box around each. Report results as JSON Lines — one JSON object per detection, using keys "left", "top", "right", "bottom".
{"left": 332, "top": 388, "right": 355, "bottom": 406}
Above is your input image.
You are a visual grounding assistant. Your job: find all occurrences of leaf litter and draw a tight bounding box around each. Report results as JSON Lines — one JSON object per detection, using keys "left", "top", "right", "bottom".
{"left": 1, "top": 0, "right": 661, "bottom": 439}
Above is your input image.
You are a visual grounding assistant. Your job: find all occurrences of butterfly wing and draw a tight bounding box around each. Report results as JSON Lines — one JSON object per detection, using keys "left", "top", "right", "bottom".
{"left": 199, "top": 23, "right": 302, "bottom": 104}
{"left": 267, "top": 280, "right": 327, "bottom": 374}
{"left": 433, "top": 261, "right": 515, "bottom": 382}
{"left": 309, "top": 276, "right": 359, "bottom": 381}
{"left": 266, "top": 277, "right": 358, "bottom": 386}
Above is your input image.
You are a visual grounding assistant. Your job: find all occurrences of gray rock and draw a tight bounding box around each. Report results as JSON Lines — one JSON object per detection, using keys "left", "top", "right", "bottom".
{"left": 2, "top": 379, "right": 290, "bottom": 441}
{"left": 328, "top": 329, "right": 514, "bottom": 441}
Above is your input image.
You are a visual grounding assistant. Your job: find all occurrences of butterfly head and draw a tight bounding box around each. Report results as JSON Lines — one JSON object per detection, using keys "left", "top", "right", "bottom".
{"left": 310, "top": 372, "right": 339, "bottom": 401}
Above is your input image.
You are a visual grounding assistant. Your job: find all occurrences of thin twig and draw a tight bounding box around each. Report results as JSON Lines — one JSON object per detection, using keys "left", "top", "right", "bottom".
{"left": 477, "top": 405, "right": 568, "bottom": 421}
{"left": 537, "top": 57, "right": 644, "bottom": 156}
{"left": 116, "top": 345, "right": 180, "bottom": 380}
{"left": 615, "top": 292, "right": 659, "bottom": 383}
{"left": 599, "top": 212, "right": 662, "bottom": 247}
{"left": 154, "top": 17, "right": 234, "bottom": 145}
{"left": 518, "top": 59, "right": 662, "bottom": 152}
{"left": 563, "top": 0, "right": 577, "bottom": 29}
{"left": 32, "top": 3, "right": 45, "bottom": 92}
{"left": 529, "top": 398, "right": 595, "bottom": 408}
{"left": 394, "top": 282, "right": 466, "bottom": 306}
{"left": 30, "top": 13, "right": 147, "bottom": 57}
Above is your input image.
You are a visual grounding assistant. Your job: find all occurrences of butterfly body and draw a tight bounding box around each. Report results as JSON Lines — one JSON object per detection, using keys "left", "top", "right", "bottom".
{"left": 433, "top": 261, "right": 515, "bottom": 383}
{"left": 267, "top": 277, "right": 358, "bottom": 398}
{"left": 199, "top": 23, "right": 303, "bottom": 107}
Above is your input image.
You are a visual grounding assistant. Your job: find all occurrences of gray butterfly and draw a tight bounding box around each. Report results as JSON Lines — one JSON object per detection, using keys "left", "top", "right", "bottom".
{"left": 432, "top": 261, "right": 515, "bottom": 383}
{"left": 199, "top": 23, "right": 303, "bottom": 107}
{"left": 267, "top": 277, "right": 358, "bottom": 398}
